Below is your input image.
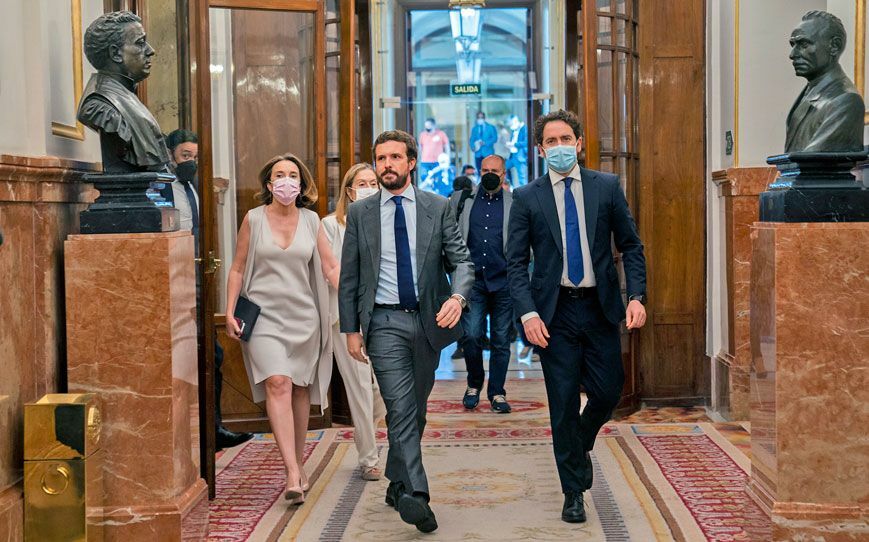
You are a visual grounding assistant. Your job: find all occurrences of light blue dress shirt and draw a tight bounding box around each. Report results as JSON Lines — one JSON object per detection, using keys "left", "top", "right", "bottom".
{"left": 375, "top": 183, "right": 419, "bottom": 304}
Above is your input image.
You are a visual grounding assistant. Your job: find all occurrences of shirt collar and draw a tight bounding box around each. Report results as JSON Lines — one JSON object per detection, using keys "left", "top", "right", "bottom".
{"left": 476, "top": 186, "right": 503, "bottom": 200}
{"left": 380, "top": 182, "right": 416, "bottom": 205}
{"left": 549, "top": 164, "right": 582, "bottom": 185}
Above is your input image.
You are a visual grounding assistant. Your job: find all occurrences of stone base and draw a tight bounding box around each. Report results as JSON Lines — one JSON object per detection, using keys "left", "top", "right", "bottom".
{"left": 80, "top": 172, "right": 179, "bottom": 234}
{"left": 771, "top": 502, "right": 869, "bottom": 542}
{"left": 759, "top": 187, "right": 869, "bottom": 222}
{"left": 65, "top": 231, "right": 206, "bottom": 541}
{"left": 97, "top": 479, "right": 209, "bottom": 541}
{"left": 80, "top": 205, "right": 179, "bottom": 234}
{"left": 749, "top": 222, "right": 868, "bottom": 540}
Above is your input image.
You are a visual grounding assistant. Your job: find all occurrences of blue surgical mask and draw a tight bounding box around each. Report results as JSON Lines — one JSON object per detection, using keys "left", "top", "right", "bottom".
{"left": 545, "top": 145, "right": 578, "bottom": 173}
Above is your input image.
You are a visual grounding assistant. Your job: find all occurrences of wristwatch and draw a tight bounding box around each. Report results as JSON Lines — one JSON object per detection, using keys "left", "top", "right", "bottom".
{"left": 628, "top": 294, "right": 647, "bottom": 305}
{"left": 451, "top": 294, "right": 468, "bottom": 309}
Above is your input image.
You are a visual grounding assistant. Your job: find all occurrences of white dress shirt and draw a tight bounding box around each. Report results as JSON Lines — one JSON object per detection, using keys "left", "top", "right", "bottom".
{"left": 521, "top": 165, "right": 596, "bottom": 324}
{"left": 550, "top": 164, "right": 596, "bottom": 288}
{"left": 375, "top": 183, "right": 419, "bottom": 304}
{"left": 170, "top": 180, "right": 199, "bottom": 233}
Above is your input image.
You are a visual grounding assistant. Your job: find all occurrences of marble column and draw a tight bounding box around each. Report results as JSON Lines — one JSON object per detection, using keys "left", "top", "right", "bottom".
{"left": 711, "top": 167, "right": 777, "bottom": 420}
{"left": 65, "top": 231, "right": 208, "bottom": 541}
{"left": 748, "top": 222, "right": 869, "bottom": 541}
{"left": 0, "top": 155, "right": 97, "bottom": 541}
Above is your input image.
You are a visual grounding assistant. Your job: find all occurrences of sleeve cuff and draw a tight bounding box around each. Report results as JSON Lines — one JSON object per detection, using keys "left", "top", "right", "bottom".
{"left": 520, "top": 311, "right": 539, "bottom": 324}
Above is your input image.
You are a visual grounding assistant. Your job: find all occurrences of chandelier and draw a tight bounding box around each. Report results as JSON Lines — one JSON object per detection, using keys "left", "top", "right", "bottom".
{"left": 449, "top": 0, "right": 484, "bottom": 83}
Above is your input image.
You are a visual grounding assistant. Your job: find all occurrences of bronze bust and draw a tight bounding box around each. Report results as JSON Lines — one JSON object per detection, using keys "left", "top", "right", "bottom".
{"left": 785, "top": 11, "right": 865, "bottom": 152}
{"left": 77, "top": 11, "right": 171, "bottom": 173}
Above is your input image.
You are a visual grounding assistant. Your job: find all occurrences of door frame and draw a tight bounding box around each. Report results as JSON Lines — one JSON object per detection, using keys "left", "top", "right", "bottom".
{"left": 188, "top": 0, "right": 327, "bottom": 498}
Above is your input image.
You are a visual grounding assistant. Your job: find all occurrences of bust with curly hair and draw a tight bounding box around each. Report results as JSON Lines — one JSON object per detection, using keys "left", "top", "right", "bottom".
{"left": 77, "top": 11, "right": 171, "bottom": 173}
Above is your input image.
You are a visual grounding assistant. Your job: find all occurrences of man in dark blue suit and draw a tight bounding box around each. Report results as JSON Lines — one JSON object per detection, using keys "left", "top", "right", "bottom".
{"left": 506, "top": 110, "right": 647, "bottom": 524}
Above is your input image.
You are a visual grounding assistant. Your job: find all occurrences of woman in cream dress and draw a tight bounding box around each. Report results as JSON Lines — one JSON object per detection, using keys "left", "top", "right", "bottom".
{"left": 225, "top": 153, "right": 335, "bottom": 504}
{"left": 321, "top": 163, "right": 387, "bottom": 481}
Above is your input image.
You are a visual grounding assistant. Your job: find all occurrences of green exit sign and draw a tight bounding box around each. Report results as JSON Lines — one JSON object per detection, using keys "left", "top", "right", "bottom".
{"left": 451, "top": 82, "right": 481, "bottom": 96}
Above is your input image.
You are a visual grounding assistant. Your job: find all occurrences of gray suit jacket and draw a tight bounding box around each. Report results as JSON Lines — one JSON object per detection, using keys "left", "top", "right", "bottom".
{"left": 339, "top": 186, "right": 475, "bottom": 351}
{"left": 448, "top": 186, "right": 513, "bottom": 252}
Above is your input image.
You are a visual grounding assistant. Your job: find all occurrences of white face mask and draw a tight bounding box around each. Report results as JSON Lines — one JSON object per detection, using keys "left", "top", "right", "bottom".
{"left": 354, "top": 187, "right": 378, "bottom": 201}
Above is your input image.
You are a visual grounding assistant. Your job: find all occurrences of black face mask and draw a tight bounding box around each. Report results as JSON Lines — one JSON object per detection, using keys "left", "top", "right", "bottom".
{"left": 176, "top": 160, "right": 197, "bottom": 183}
{"left": 481, "top": 172, "right": 502, "bottom": 191}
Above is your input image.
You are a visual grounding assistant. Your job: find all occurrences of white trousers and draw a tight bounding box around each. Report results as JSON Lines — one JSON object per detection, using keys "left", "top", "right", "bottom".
{"left": 332, "top": 323, "right": 386, "bottom": 467}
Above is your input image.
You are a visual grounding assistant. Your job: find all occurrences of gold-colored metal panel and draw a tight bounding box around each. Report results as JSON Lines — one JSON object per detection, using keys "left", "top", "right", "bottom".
{"left": 24, "top": 394, "right": 101, "bottom": 460}
{"left": 24, "top": 451, "right": 103, "bottom": 542}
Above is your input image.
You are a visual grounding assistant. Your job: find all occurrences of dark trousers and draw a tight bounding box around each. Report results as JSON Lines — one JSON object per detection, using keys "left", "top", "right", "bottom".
{"left": 214, "top": 339, "right": 225, "bottom": 429}
{"left": 540, "top": 290, "right": 623, "bottom": 494}
{"left": 366, "top": 308, "right": 439, "bottom": 496}
{"left": 460, "top": 282, "right": 512, "bottom": 399}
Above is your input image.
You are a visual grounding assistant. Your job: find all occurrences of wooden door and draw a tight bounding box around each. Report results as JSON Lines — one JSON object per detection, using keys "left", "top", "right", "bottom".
{"left": 636, "top": 0, "right": 707, "bottom": 402}
{"left": 568, "top": 0, "right": 642, "bottom": 414}
{"left": 189, "top": 1, "right": 327, "bottom": 483}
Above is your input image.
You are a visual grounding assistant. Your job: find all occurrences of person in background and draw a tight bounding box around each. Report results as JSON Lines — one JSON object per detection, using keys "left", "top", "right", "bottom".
{"left": 320, "top": 163, "right": 387, "bottom": 482}
{"left": 225, "top": 153, "right": 334, "bottom": 505}
{"left": 417, "top": 117, "right": 450, "bottom": 182}
{"left": 164, "top": 129, "right": 253, "bottom": 452}
{"left": 450, "top": 154, "right": 514, "bottom": 414}
{"left": 421, "top": 152, "right": 454, "bottom": 197}
{"left": 460, "top": 164, "right": 477, "bottom": 184}
{"left": 505, "top": 115, "right": 528, "bottom": 187}
{"left": 469, "top": 111, "right": 498, "bottom": 172}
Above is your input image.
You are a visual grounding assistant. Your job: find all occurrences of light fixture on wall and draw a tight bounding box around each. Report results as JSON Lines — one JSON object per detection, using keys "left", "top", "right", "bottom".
{"left": 449, "top": 0, "right": 484, "bottom": 83}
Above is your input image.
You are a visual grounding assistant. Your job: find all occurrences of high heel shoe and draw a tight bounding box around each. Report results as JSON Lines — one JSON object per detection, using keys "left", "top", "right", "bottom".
{"left": 290, "top": 492, "right": 305, "bottom": 506}
{"left": 301, "top": 474, "right": 310, "bottom": 492}
{"left": 284, "top": 476, "right": 303, "bottom": 501}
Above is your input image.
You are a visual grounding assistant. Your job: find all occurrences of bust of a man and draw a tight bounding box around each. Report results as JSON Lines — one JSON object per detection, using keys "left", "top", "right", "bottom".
{"left": 77, "top": 11, "right": 171, "bottom": 173}
{"left": 785, "top": 11, "right": 865, "bottom": 153}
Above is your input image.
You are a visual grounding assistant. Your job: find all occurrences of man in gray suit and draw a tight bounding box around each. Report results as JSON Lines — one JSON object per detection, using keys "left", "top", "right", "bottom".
{"left": 450, "top": 154, "right": 515, "bottom": 413}
{"left": 339, "top": 130, "right": 474, "bottom": 533}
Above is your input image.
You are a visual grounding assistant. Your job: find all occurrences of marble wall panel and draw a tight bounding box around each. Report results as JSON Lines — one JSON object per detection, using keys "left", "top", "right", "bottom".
{"left": 0, "top": 155, "right": 95, "bottom": 539}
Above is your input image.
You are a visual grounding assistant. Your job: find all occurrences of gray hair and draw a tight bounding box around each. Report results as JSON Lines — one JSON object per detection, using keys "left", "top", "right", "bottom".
{"left": 802, "top": 10, "right": 847, "bottom": 54}
{"left": 84, "top": 11, "right": 142, "bottom": 70}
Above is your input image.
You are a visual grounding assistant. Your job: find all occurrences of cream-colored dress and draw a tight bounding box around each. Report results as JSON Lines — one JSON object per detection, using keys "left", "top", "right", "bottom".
{"left": 239, "top": 205, "right": 332, "bottom": 410}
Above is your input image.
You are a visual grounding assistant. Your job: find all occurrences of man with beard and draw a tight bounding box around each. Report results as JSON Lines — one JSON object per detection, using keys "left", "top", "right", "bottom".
{"left": 339, "top": 130, "right": 473, "bottom": 533}
{"left": 450, "top": 154, "right": 514, "bottom": 414}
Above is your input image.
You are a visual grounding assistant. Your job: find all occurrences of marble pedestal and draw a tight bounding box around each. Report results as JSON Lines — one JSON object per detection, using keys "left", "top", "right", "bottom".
{"left": 65, "top": 231, "right": 208, "bottom": 541}
{"left": 749, "top": 222, "right": 869, "bottom": 541}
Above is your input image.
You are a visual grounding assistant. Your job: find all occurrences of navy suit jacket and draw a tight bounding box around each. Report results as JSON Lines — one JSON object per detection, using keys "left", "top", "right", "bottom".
{"left": 506, "top": 168, "right": 646, "bottom": 326}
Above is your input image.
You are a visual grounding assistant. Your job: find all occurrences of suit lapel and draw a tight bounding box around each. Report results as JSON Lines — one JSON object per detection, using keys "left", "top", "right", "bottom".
{"left": 580, "top": 167, "right": 599, "bottom": 249}
{"left": 361, "top": 194, "right": 381, "bottom": 287}
{"left": 414, "top": 187, "right": 435, "bottom": 282}
{"left": 534, "top": 174, "right": 563, "bottom": 253}
{"left": 461, "top": 188, "right": 475, "bottom": 239}
{"left": 502, "top": 190, "right": 512, "bottom": 252}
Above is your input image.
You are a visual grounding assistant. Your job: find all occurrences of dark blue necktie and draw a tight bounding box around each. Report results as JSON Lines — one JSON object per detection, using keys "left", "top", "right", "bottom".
{"left": 392, "top": 196, "right": 416, "bottom": 308}
{"left": 563, "top": 178, "right": 584, "bottom": 285}
{"left": 182, "top": 180, "right": 200, "bottom": 254}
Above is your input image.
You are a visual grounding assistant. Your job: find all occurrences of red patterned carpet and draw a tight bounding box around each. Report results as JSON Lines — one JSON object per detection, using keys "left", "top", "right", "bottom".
{"left": 207, "top": 379, "right": 767, "bottom": 541}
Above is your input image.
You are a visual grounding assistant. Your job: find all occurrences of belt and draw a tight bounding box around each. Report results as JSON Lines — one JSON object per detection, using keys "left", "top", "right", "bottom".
{"left": 374, "top": 303, "right": 419, "bottom": 313}
{"left": 559, "top": 286, "right": 596, "bottom": 299}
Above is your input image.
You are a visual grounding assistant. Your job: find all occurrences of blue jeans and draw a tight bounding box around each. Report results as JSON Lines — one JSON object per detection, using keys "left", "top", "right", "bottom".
{"left": 460, "top": 281, "right": 512, "bottom": 399}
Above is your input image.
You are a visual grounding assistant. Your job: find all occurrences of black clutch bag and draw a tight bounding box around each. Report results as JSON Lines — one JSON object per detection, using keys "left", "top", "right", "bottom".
{"left": 234, "top": 295, "right": 261, "bottom": 342}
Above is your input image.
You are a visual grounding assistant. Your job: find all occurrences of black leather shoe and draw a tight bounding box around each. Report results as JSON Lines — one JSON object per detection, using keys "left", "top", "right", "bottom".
{"left": 216, "top": 426, "right": 253, "bottom": 451}
{"left": 397, "top": 493, "right": 438, "bottom": 533}
{"left": 385, "top": 481, "right": 405, "bottom": 509}
{"left": 462, "top": 387, "right": 480, "bottom": 409}
{"left": 562, "top": 491, "right": 587, "bottom": 523}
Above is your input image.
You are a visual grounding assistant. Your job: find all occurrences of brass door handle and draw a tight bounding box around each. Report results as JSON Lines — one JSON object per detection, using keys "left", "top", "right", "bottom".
{"left": 195, "top": 251, "right": 222, "bottom": 274}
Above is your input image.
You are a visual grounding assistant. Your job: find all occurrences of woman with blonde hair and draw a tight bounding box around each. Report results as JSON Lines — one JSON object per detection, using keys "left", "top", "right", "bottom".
{"left": 320, "top": 162, "right": 386, "bottom": 481}
{"left": 225, "top": 153, "right": 335, "bottom": 504}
